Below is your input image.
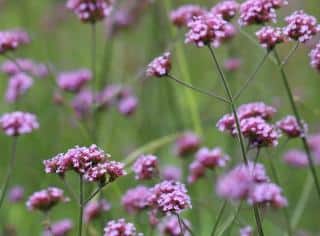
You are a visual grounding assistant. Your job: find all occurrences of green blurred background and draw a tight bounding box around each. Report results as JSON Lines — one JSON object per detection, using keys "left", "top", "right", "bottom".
{"left": 0, "top": 0, "right": 319, "bottom": 235}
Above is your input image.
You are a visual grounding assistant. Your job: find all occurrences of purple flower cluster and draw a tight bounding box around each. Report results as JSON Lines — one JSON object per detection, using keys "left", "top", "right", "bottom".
{"left": 5, "top": 73, "right": 33, "bottom": 103}
{"left": 256, "top": 26, "right": 286, "bottom": 50}
{"left": 284, "top": 10, "right": 320, "bottom": 43}
{"left": 276, "top": 115, "right": 307, "bottom": 138}
{"left": 8, "top": 186, "right": 24, "bottom": 203}
{"left": 146, "top": 52, "right": 172, "bottom": 78}
{"left": 159, "top": 215, "right": 192, "bottom": 236}
{"left": 309, "top": 42, "right": 320, "bottom": 72}
{"left": 224, "top": 57, "right": 242, "bottom": 72}
{"left": 188, "top": 147, "right": 229, "bottom": 183}
{"left": 170, "top": 5, "right": 206, "bottom": 28}
{"left": 84, "top": 199, "right": 111, "bottom": 223}
{"left": 122, "top": 186, "right": 151, "bottom": 214}
{"left": 283, "top": 149, "right": 308, "bottom": 168}
{"left": 104, "top": 218, "right": 140, "bottom": 236}
{"left": 240, "top": 226, "right": 253, "bottom": 236}
{"left": 174, "top": 132, "right": 201, "bottom": 157}
{"left": 43, "top": 144, "right": 126, "bottom": 183}
{"left": 44, "top": 219, "right": 73, "bottom": 236}
{"left": 118, "top": 95, "right": 138, "bottom": 116}
{"left": 26, "top": 187, "right": 68, "bottom": 212}
{"left": 161, "top": 166, "right": 181, "bottom": 181}
{"left": 217, "top": 162, "right": 287, "bottom": 208}
{"left": 211, "top": 0, "right": 239, "bottom": 21}
{"left": 133, "top": 155, "right": 158, "bottom": 180}
{"left": 66, "top": 0, "right": 114, "bottom": 23}
{"left": 71, "top": 89, "right": 94, "bottom": 119}
{"left": 239, "top": 0, "right": 287, "bottom": 26}
{"left": 185, "top": 13, "right": 235, "bottom": 47}
{"left": 0, "top": 29, "right": 30, "bottom": 54}
{"left": 148, "top": 180, "right": 192, "bottom": 214}
{"left": 0, "top": 111, "right": 39, "bottom": 136}
{"left": 57, "top": 69, "right": 92, "bottom": 93}
{"left": 1, "top": 58, "right": 49, "bottom": 78}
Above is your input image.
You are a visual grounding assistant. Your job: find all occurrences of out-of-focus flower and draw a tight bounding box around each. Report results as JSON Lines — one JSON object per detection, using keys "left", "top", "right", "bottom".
{"left": 224, "top": 58, "right": 242, "bottom": 72}
{"left": 44, "top": 219, "right": 73, "bottom": 236}
{"left": 256, "top": 26, "right": 286, "bottom": 50}
{"left": 247, "top": 182, "right": 287, "bottom": 208}
{"left": 96, "top": 84, "right": 122, "bottom": 108}
{"left": 72, "top": 89, "right": 94, "bottom": 119}
{"left": 309, "top": 42, "right": 320, "bottom": 72}
{"left": 26, "top": 187, "right": 68, "bottom": 212}
{"left": 133, "top": 155, "right": 158, "bottom": 180}
{"left": 122, "top": 186, "right": 151, "bottom": 214}
{"left": 66, "top": 0, "right": 114, "bottom": 23}
{"left": 161, "top": 166, "right": 181, "bottom": 181}
{"left": 148, "top": 181, "right": 192, "bottom": 214}
{"left": 84, "top": 199, "right": 111, "bottom": 223}
{"left": 159, "top": 215, "right": 191, "bottom": 236}
{"left": 196, "top": 147, "right": 229, "bottom": 169}
{"left": 174, "top": 132, "right": 201, "bottom": 157}
{"left": 0, "top": 29, "right": 30, "bottom": 53}
{"left": 284, "top": 10, "right": 320, "bottom": 43}
{"left": 211, "top": 0, "right": 239, "bottom": 21}
{"left": 240, "top": 226, "right": 253, "bottom": 236}
{"left": 187, "top": 161, "right": 206, "bottom": 184}
{"left": 170, "top": 5, "right": 206, "bottom": 28}
{"left": 185, "top": 13, "right": 234, "bottom": 47}
{"left": 283, "top": 149, "right": 308, "bottom": 168}
{"left": 118, "top": 95, "right": 138, "bottom": 116}
{"left": 104, "top": 218, "right": 140, "bottom": 236}
{"left": 8, "top": 186, "right": 24, "bottom": 203}
{"left": 276, "top": 115, "right": 307, "bottom": 138}
{"left": 0, "top": 111, "right": 39, "bottom": 136}
{"left": 146, "top": 52, "right": 171, "bottom": 78}
{"left": 5, "top": 73, "right": 33, "bottom": 103}
{"left": 57, "top": 69, "right": 92, "bottom": 93}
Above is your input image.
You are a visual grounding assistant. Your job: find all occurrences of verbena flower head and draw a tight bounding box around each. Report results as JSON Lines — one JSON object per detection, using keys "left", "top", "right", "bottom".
{"left": 133, "top": 154, "right": 158, "bottom": 180}
{"left": 309, "top": 42, "right": 320, "bottom": 72}
{"left": 216, "top": 162, "right": 269, "bottom": 200}
{"left": 148, "top": 180, "right": 192, "bottom": 214}
{"left": 104, "top": 218, "right": 140, "bottom": 236}
{"left": 26, "top": 187, "right": 68, "bottom": 212}
{"left": 185, "top": 13, "right": 233, "bottom": 47}
{"left": 240, "top": 226, "right": 253, "bottom": 236}
{"left": 224, "top": 57, "right": 242, "bottom": 72}
{"left": 196, "top": 147, "right": 229, "bottom": 169}
{"left": 256, "top": 26, "right": 286, "bottom": 50}
{"left": 276, "top": 115, "right": 307, "bottom": 138}
{"left": 0, "top": 111, "right": 39, "bottom": 136}
{"left": 122, "top": 186, "right": 151, "bottom": 214}
{"left": 57, "top": 69, "right": 92, "bottom": 93}
{"left": 247, "top": 182, "right": 288, "bottom": 208}
{"left": 8, "top": 186, "right": 24, "bottom": 203}
{"left": 72, "top": 89, "right": 94, "bottom": 119}
{"left": 96, "top": 84, "right": 122, "bottom": 108}
{"left": 146, "top": 52, "right": 171, "bottom": 78}
{"left": 170, "top": 5, "right": 206, "bottom": 28}
{"left": 118, "top": 95, "right": 138, "bottom": 116}
{"left": 187, "top": 160, "right": 206, "bottom": 184}
{"left": 1, "top": 58, "right": 48, "bottom": 78}
{"left": 5, "top": 73, "right": 33, "bottom": 103}
{"left": 211, "top": 0, "right": 239, "bottom": 21}
{"left": 161, "top": 166, "right": 181, "bottom": 181}
{"left": 105, "top": 161, "right": 127, "bottom": 182}
{"left": 84, "top": 199, "right": 111, "bottom": 223}
{"left": 44, "top": 219, "right": 73, "bottom": 236}
{"left": 284, "top": 10, "right": 320, "bottom": 43}
{"left": 0, "top": 29, "right": 30, "bottom": 53}
{"left": 283, "top": 149, "right": 308, "bottom": 168}
{"left": 174, "top": 132, "right": 201, "bottom": 157}
{"left": 159, "top": 215, "right": 192, "bottom": 236}
{"left": 66, "top": 0, "right": 114, "bottom": 23}
{"left": 240, "top": 117, "right": 280, "bottom": 148}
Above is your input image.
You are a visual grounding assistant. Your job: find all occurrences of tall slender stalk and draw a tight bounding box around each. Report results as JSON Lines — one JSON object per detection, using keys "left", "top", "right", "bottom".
{"left": 210, "top": 200, "right": 228, "bottom": 236}
{"left": 207, "top": 45, "right": 264, "bottom": 236}
{"left": 78, "top": 176, "right": 84, "bottom": 236}
{"left": 0, "top": 137, "right": 18, "bottom": 210}
{"left": 273, "top": 48, "right": 320, "bottom": 199}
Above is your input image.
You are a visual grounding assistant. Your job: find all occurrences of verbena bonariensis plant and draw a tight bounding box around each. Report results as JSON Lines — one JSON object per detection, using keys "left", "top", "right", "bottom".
{"left": 1, "top": 0, "right": 320, "bottom": 235}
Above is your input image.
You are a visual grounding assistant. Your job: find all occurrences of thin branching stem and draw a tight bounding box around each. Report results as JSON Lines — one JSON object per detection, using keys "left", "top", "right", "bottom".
{"left": 210, "top": 200, "right": 228, "bottom": 236}
{"left": 234, "top": 52, "right": 270, "bottom": 101}
{"left": 167, "top": 74, "right": 230, "bottom": 104}
{"left": 273, "top": 48, "right": 320, "bottom": 200}
{"left": 61, "top": 177, "right": 80, "bottom": 205}
{"left": 281, "top": 42, "right": 300, "bottom": 68}
{"left": 78, "top": 176, "right": 84, "bottom": 236}
{"left": 207, "top": 45, "right": 264, "bottom": 236}
{"left": 0, "top": 137, "right": 18, "bottom": 210}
